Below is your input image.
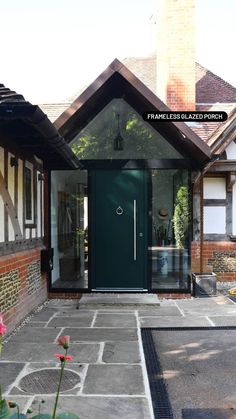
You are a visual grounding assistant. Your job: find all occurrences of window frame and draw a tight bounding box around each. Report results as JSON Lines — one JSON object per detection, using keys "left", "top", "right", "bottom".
{"left": 24, "top": 160, "right": 36, "bottom": 227}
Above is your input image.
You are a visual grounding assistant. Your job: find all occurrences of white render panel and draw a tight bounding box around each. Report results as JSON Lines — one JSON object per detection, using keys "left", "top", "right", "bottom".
{"left": 0, "top": 148, "right": 4, "bottom": 242}
{"left": 41, "top": 179, "right": 44, "bottom": 237}
{"left": 8, "top": 218, "right": 15, "bottom": 241}
{"left": 0, "top": 147, "right": 4, "bottom": 174}
{"left": 25, "top": 228, "right": 30, "bottom": 239}
{"left": 203, "top": 177, "right": 226, "bottom": 199}
{"left": 233, "top": 182, "right": 236, "bottom": 235}
{"left": 204, "top": 206, "right": 226, "bottom": 234}
{"left": 37, "top": 172, "right": 41, "bottom": 238}
{"left": 31, "top": 228, "right": 36, "bottom": 238}
{"left": 8, "top": 153, "right": 15, "bottom": 204}
{"left": 8, "top": 154, "right": 15, "bottom": 241}
{"left": 17, "top": 160, "right": 24, "bottom": 234}
{"left": 0, "top": 195, "right": 4, "bottom": 241}
{"left": 226, "top": 141, "right": 236, "bottom": 159}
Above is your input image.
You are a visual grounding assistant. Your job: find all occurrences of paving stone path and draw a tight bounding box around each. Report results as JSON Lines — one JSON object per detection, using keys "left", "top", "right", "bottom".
{"left": 1, "top": 294, "right": 236, "bottom": 418}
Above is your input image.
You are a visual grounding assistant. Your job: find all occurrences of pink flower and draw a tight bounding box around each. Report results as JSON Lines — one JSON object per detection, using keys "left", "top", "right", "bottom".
{"left": 0, "top": 313, "right": 6, "bottom": 336}
{"left": 57, "top": 335, "right": 70, "bottom": 349}
{"left": 54, "top": 353, "right": 73, "bottom": 362}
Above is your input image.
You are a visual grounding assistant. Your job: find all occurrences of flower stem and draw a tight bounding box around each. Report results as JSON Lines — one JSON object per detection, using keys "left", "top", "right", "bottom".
{"left": 51, "top": 349, "right": 67, "bottom": 419}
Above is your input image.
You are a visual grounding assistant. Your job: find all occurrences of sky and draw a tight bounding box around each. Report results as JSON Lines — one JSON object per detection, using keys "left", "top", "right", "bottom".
{"left": 0, "top": 0, "right": 235, "bottom": 104}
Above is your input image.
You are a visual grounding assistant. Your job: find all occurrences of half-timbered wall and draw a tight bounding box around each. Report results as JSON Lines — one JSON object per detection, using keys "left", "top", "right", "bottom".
{"left": 0, "top": 146, "right": 47, "bottom": 334}
{"left": 0, "top": 146, "right": 44, "bottom": 254}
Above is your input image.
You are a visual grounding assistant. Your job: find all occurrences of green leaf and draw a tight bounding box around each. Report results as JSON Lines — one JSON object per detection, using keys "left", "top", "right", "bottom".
{"left": 0, "top": 399, "right": 10, "bottom": 419}
{"left": 30, "top": 415, "right": 51, "bottom": 419}
{"left": 10, "top": 414, "right": 27, "bottom": 419}
{"left": 56, "top": 413, "right": 81, "bottom": 419}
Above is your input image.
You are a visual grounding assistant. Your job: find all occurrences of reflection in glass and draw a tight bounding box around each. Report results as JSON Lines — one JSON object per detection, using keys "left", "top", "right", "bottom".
{"left": 151, "top": 169, "right": 191, "bottom": 290}
{"left": 70, "top": 99, "right": 183, "bottom": 160}
{"left": 51, "top": 170, "right": 88, "bottom": 289}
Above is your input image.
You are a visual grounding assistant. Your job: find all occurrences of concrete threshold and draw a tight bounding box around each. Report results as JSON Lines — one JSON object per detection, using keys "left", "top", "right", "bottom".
{"left": 79, "top": 293, "right": 160, "bottom": 309}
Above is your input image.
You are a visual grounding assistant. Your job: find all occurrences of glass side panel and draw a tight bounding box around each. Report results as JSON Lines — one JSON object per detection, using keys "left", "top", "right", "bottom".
{"left": 51, "top": 170, "right": 88, "bottom": 289}
{"left": 70, "top": 99, "right": 183, "bottom": 160}
{"left": 151, "top": 169, "right": 191, "bottom": 290}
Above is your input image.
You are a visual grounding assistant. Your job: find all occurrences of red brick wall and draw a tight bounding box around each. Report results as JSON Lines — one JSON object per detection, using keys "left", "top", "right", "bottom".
{"left": 191, "top": 241, "right": 236, "bottom": 281}
{"left": 156, "top": 0, "right": 195, "bottom": 111}
{"left": 0, "top": 247, "right": 48, "bottom": 334}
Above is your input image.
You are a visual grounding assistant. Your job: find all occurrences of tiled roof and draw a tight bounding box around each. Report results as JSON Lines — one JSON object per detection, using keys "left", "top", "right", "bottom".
{"left": 192, "top": 103, "right": 236, "bottom": 142}
{"left": 39, "top": 56, "right": 236, "bottom": 146}
{"left": 39, "top": 102, "right": 72, "bottom": 123}
{"left": 123, "top": 56, "right": 236, "bottom": 104}
{"left": 123, "top": 55, "right": 156, "bottom": 94}
{"left": 0, "top": 84, "right": 79, "bottom": 169}
{"left": 196, "top": 63, "right": 236, "bottom": 103}
{"left": 0, "top": 83, "right": 26, "bottom": 103}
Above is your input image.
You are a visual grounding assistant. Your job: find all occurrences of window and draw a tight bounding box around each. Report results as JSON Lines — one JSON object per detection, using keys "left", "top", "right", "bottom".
{"left": 24, "top": 161, "right": 35, "bottom": 225}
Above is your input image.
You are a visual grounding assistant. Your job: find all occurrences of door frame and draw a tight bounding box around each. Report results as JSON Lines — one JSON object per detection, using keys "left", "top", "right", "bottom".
{"left": 48, "top": 162, "right": 192, "bottom": 294}
{"left": 89, "top": 169, "right": 149, "bottom": 291}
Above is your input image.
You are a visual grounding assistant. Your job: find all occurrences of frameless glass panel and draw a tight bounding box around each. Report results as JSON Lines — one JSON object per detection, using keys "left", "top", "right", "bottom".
{"left": 51, "top": 170, "right": 88, "bottom": 289}
{"left": 151, "top": 169, "right": 191, "bottom": 290}
{"left": 70, "top": 99, "right": 183, "bottom": 160}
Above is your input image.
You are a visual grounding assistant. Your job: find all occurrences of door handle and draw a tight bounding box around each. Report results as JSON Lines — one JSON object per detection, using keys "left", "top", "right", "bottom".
{"left": 133, "top": 199, "right": 137, "bottom": 261}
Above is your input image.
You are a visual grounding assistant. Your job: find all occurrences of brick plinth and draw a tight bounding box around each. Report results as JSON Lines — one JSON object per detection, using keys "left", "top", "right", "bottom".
{"left": 191, "top": 241, "right": 236, "bottom": 281}
{"left": 0, "top": 247, "right": 47, "bottom": 334}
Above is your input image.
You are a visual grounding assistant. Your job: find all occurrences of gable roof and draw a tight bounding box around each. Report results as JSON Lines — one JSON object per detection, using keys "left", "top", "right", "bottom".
{"left": 123, "top": 56, "right": 236, "bottom": 104}
{"left": 195, "top": 63, "right": 236, "bottom": 104}
{"left": 54, "top": 59, "right": 211, "bottom": 167}
{"left": 0, "top": 84, "right": 79, "bottom": 169}
{"left": 206, "top": 107, "right": 236, "bottom": 155}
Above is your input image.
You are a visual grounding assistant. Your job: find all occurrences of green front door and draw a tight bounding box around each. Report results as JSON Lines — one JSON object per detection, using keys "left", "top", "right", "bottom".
{"left": 91, "top": 170, "right": 148, "bottom": 290}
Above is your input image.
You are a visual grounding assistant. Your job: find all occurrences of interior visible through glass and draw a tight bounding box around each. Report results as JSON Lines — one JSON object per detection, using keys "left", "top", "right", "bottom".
{"left": 70, "top": 98, "right": 183, "bottom": 160}
{"left": 151, "top": 169, "right": 191, "bottom": 289}
{"left": 51, "top": 170, "right": 88, "bottom": 289}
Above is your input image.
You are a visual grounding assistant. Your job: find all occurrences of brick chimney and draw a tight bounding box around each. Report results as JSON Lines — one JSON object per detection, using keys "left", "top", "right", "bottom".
{"left": 156, "top": 0, "right": 195, "bottom": 111}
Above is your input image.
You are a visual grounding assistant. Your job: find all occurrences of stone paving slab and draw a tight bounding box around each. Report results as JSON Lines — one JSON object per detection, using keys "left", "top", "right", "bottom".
{"left": 103, "top": 341, "right": 140, "bottom": 363}
{"left": 55, "top": 309, "right": 96, "bottom": 317}
{"left": 29, "top": 396, "right": 152, "bottom": 419}
{"left": 2, "top": 342, "right": 100, "bottom": 363}
{"left": 177, "top": 307, "right": 236, "bottom": 316}
{"left": 8, "top": 328, "right": 60, "bottom": 343}
{"left": 83, "top": 365, "right": 144, "bottom": 395}
{"left": 31, "top": 308, "right": 58, "bottom": 321}
{"left": 22, "top": 321, "right": 48, "bottom": 328}
{"left": 62, "top": 327, "right": 138, "bottom": 342}
{"left": 79, "top": 293, "right": 159, "bottom": 309}
{"left": 0, "top": 362, "right": 25, "bottom": 392}
{"left": 138, "top": 306, "right": 182, "bottom": 317}
{"left": 47, "top": 314, "right": 94, "bottom": 328}
{"left": 140, "top": 316, "right": 211, "bottom": 327}
{"left": 94, "top": 313, "right": 137, "bottom": 327}
{"left": 208, "top": 316, "right": 236, "bottom": 326}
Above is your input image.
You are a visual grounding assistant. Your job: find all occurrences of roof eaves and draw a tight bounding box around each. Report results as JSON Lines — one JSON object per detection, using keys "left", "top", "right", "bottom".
{"left": 0, "top": 84, "right": 80, "bottom": 170}
{"left": 209, "top": 107, "right": 236, "bottom": 155}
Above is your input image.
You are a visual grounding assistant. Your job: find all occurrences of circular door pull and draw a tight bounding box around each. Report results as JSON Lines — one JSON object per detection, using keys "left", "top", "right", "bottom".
{"left": 116, "top": 206, "right": 123, "bottom": 215}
